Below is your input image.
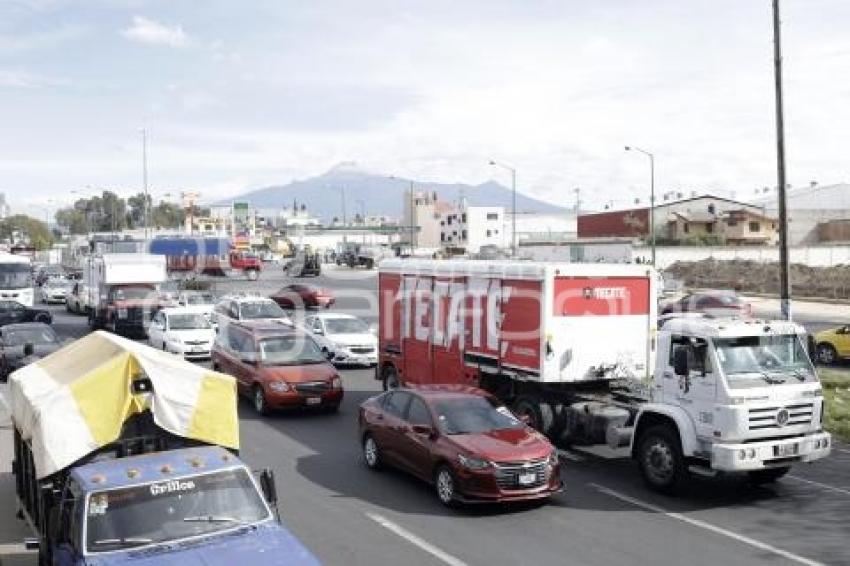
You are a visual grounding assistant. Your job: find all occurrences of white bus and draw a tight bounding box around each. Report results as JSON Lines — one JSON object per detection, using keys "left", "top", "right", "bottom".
{"left": 0, "top": 253, "right": 34, "bottom": 306}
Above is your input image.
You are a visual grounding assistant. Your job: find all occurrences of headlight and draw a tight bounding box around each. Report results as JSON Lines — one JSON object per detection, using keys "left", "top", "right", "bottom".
{"left": 458, "top": 454, "right": 490, "bottom": 470}
{"left": 169, "top": 335, "right": 184, "bottom": 344}
{"left": 268, "top": 381, "right": 290, "bottom": 392}
{"left": 802, "top": 388, "right": 823, "bottom": 398}
{"left": 333, "top": 342, "right": 348, "bottom": 351}
{"left": 548, "top": 451, "right": 559, "bottom": 467}
{"left": 331, "top": 376, "right": 342, "bottom": 389}
{"left": 117, "top": 308, "right": 128, "bottom": 318}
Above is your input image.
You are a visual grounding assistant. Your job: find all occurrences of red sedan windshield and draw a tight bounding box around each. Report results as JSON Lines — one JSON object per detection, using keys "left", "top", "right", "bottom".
{"left": 431, "top": 397, "right": 523, "bottom": 435}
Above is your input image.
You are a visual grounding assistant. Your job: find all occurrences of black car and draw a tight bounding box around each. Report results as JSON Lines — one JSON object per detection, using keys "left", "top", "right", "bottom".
{"left": 0, "top": 323, "right": 61, "bottom": 380}
{"left": 0, "top": 300, "right": 52, "bottom": 327}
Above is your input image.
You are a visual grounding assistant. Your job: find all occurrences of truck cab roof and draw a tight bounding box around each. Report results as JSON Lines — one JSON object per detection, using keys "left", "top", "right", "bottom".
{"left": 660, "top": 316, "right": 806, "bottom": 339}
{"left": 71, "top": 445, "right": 242, "bottom": 493}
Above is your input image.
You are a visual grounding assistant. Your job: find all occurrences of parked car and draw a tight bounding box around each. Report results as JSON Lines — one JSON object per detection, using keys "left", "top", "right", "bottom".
{"left": 270, "top": 284, "right": 334, "bottom": 309}
{"left": 39, "top": 278, "right": 73, "bottom": 304}
{"left": 660, "top": 291, "right": 751, "bottom": 318}
{"left": 813, "top": 324, "right": 850, "bottom": 364}
{"left": 304, "top": 313, "right": 377, "bottom": 366}
{"left": 211, "top": 321, "right": 343, "bottom": 414}
{"left": 0, "top": 300, "right": 51, "bottom": 327}
{"left": 148, "top": 307, "right": 216, "bottom": 360}
{"left": 358, "top": 386, "right": 562, "bottom": 506}
{"left": 65, "top": 281, "right": 89, "bottom": 314}
{"left": 0, "top": 322, "right": 61, "bottom": 380}
{"left": 213, "top": 295, "right": 292, "bottom": 327}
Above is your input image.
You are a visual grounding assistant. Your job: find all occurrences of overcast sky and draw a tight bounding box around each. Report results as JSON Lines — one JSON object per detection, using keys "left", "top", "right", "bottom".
{"left": 1, "top": 0, "right": 848, "bottom": 217}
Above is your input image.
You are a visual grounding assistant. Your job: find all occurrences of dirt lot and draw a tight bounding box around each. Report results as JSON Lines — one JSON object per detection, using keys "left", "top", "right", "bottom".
{"left": 665, "top": 259, "right": 850, "bottom": 301}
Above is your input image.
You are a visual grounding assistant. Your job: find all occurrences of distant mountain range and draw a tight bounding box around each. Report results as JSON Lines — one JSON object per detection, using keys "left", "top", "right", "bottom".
{"left": 216, "top": 162, "right": 567, "bottom": 220}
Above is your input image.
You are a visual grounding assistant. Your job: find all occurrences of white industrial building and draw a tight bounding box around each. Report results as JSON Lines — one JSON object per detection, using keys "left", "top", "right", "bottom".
{"left": 440, "top": 203, "right": 505, "bottom": 253}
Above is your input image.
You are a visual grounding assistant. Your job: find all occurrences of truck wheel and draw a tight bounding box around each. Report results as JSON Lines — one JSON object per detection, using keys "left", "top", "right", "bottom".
{"left": 381, "top": 365, "right": 401, "bottom": 391}
{"left": 362, "top": 434, "right": 383, "bottom": 470}
{"left": 817, "top": 343, "right": 838, "bottom": 365}
{"left": 747, "top": 466, "right": 790, "bottom": 485}
{"left": 512, "top": 395, "right": 555, "bottom": 437}
{"left": 637, "top": 425, "right": 687, "bottom": 493}
{"left": 253, "top": 385, "right": 269, "bottom": 415}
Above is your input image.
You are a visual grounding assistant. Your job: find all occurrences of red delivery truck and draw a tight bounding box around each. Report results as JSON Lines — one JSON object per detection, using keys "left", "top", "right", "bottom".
{"left": 376, "top": 259, "right": 832, "bottom": 493}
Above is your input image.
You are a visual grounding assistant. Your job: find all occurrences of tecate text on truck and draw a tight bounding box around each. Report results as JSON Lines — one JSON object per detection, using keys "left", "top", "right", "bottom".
{"left": 376, "top": 259, "right": 831, "bottom": 493}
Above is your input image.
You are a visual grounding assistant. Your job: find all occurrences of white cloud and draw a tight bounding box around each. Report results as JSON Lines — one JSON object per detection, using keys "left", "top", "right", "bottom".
{"left": 0, "top": 69, "right": 65, "bottom": 88}
{"left": 121, "top": 16, "right": 188, "bottom": 48}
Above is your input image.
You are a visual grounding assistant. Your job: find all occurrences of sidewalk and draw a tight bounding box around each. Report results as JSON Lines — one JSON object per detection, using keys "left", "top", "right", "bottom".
{"left": 0, "top": 387, "right": 35, "bottom": 566}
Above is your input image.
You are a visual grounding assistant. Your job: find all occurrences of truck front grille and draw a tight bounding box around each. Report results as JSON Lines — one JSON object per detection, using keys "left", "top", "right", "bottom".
{"left": 748, "top": 403, "right": 814, "bottom": 430}
{"left": 493, "top": 459, "right": 548, "bottom": 490}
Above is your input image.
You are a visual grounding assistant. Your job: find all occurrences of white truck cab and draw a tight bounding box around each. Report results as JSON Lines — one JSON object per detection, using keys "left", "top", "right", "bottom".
{"left": 632, "top": 316, "right": 831, "bottom": 491}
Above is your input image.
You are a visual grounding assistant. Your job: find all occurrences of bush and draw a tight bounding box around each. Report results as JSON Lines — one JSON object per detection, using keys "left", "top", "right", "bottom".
{"left": 819, "top": 369, "right": 850, "bottom": 441}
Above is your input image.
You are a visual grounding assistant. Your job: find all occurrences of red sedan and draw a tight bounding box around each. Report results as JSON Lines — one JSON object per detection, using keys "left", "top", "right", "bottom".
{"left": 661, "top": 291, "right": 751, "bottom": 318}
{"left": 358, "top": 386, "right": 562, "bottom": 506}
{"left": 270, "top": 284, "right": 335, "bottom": 309}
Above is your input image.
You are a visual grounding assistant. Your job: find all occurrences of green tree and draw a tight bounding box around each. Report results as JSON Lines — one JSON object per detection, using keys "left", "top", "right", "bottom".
{"left": 0, "top": 214, "right": 54, "bottom": 250}
{"left": 127, "top": 193, "right": 152, "bottom": 227}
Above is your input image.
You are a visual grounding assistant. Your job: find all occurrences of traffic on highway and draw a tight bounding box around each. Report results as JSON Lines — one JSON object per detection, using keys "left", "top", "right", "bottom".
{"left": 0, "top": 253, "right": 848, "bottom": 566}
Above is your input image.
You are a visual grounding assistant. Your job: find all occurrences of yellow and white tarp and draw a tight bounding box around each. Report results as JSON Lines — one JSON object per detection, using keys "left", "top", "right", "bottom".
{"left": 9, "top": 331, "right": 239, "bottom": 479}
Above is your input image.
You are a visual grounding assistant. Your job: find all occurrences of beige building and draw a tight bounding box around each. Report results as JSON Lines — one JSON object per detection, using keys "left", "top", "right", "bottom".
{"left": 665, "top": 208, "right": 777, "bottom": 245}
{"left": 402, "top": 189, "right": 451, "bottom": 249}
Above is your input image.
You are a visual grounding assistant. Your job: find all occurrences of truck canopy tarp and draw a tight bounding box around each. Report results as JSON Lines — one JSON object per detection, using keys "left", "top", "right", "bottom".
{"left": 8, "top": 331, "right": 239, "bottom": 479}
{"left": 149, "top": 238, "right": 230, "bottom": 257}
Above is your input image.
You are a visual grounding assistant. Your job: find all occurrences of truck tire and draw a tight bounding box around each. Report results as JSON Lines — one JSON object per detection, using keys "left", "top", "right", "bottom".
{"left": 816, "top": 343, "right": 838, "bottom": 365}
{"left": 512, "top": 395, "right": 555, "bottom": 437}
{"left": 381, "top": 365, "right": 401, "bottom": 391}
{"left": 637, "top": 425, "right": 687, "bottom": 494}
{"left": 747, "top": 466, "right": 790, "bottom": 485}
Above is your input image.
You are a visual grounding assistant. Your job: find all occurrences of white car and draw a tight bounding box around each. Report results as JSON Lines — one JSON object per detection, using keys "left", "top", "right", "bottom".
{"left": 148, "top": 307, "right": 216, "bottom": 360}
{"left": 176, "top": 290, "right": 217, "bottom": 324}
{"left": 304, "top": 313, "right": 377, "bottom": 366}
{"left": 212, "top": 295, "right": 292, "bottom": 327}
{"left": 40, "top": 279, "right": 73, "bottom": 304}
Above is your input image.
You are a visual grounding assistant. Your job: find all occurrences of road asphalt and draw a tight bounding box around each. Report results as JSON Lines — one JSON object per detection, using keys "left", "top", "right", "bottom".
{"left": 1, "top": 264, "right": 848, "bottom": 565}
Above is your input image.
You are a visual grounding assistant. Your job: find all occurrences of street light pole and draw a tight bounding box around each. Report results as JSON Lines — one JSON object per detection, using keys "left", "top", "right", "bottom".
{"left": 773, "top": 0, "right": 791, "bottom": 320}
{"left": 625, "top": 146, "right": 656, "bottom": 266}
{"left": 489, "top": 160, "right": 517, "bottom": 256}
{"left": 141, "top": 128, "right": 150, "bottom": 243}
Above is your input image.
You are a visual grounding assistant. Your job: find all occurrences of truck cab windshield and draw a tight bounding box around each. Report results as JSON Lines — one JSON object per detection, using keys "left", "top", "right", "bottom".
{"left": 85, "top": 468, "right": 270, "bottom": 554}
{"left": 111, "top": 287, "right": 155, "bottom": 301}
{"left": 713, "top": 335, "right": 816, "bottom": 389}
{"left": 0, "top": 264, "right": 32, "bottom": 289}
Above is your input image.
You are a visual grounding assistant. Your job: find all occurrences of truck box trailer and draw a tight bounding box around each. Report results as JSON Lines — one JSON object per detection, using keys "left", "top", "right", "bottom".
{"left": 377, "top": 259, "right": 831, "bottom": 492}
{"left": 9, "top": 331, "right": 319, "bottom": 565}
{"left": 149, "top": 237, "right": 263, "bottom": 280}
{"left": 84, "top": 253, "right": 169, "bottom": 336}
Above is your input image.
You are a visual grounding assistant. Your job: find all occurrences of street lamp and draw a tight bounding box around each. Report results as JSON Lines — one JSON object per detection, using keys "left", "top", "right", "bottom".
{"left": 140, "top": 128, "right": 150, "bottom": 244}
{"left": 625, "top": 146, "right": 656, "bottom": 266}
{"left": 389, "top": 175, "right": 416, "bottom": 252}
{"left": 489, "top": 160, "right": 517, "bottom": 256}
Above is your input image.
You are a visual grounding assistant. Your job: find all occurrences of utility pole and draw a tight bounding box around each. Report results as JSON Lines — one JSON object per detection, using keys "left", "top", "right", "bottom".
{"left": 573, "top": 188, "right": 581, "bottom": 214}
{"left": 489, "top": 160, "right": 517, "bottom": 256}
{"left": 339, "top": 185, "right": 347, "bottom": 226}
{"left": 625, "top": 146, "right": 656, "bottom": 266}
{"left": 409, "top": 180, "right": 416, "bottom": 251}
{"left": 141, "top": 128, "right": 150, "bottom": 244}
{"left": 773, "top": 0, "right": 791, "bottom": 320}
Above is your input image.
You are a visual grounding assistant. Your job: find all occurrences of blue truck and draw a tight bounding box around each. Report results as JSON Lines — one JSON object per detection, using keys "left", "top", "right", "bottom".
{"left": 10, "top": 331, "right": 320, "bottom": 565}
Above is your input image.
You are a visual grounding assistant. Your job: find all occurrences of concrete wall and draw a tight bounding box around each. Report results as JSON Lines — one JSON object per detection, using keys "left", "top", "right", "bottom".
{"left": 639, "top": 244, "right": 850, "bottom": 269}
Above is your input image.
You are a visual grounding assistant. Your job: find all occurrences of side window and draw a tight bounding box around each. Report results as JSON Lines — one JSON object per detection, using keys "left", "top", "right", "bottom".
{"left": 313, "top": 319, "right": 324, "bottom": 333}
{"left": 383, "top": 392, "right": 411, "bottom": 418}
{"left": 407, "top": 397, "right": 432, "bottom": 426}
{"left": 670, "top": 335, "right": 711, "bottom": 375}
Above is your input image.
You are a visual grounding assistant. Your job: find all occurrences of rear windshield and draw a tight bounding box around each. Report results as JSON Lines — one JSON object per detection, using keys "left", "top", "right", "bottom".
{"left": 239, "top": 301, "right": 287, "bottom": 320}
{"left": 258, "top": 335, "right": 326, "bottom": 365}
{"left": 168, "top": 314, "right": 211, "bottom": 330}
{"left": 3, "top": 327, "right": 58, "bottom": 346}
{"left": 324, "top": 318, "right": 368, "bottom": 334}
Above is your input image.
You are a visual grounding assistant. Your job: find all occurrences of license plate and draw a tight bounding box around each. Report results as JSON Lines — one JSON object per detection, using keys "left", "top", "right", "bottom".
{"left": 305, "top": 397, "right": 321, "bottom": 406}
{"left": 775, "top": 443, "right": 798, "bottom": 457}
{"left": 192, "top": 347, "right": 204, "bottom": 352}
{"left": 518, "top": 473, "right": 537, "bottom": 486}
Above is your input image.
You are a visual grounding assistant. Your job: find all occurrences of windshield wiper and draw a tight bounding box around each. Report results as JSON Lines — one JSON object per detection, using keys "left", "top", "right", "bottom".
{"left": 92, "top": 537, "right": 154, "bottom": 547}
{"left": 183, "top": 515, "right": 246, "bottom": 524}
{"left": 728, "top": 371, "right": 784, "bottom": 384}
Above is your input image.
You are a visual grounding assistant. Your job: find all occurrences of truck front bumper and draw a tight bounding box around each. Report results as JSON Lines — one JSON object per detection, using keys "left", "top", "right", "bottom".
{"left": 712, "top": 432, "right": 832, "bottom": 471}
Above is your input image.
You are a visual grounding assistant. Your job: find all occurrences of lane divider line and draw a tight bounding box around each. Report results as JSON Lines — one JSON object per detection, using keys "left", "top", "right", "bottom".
{"left": 786, "top": 475, "right": 850, "bottom": 497}
{"left": 557, "top": 449, "right": 585, "bottom": 462}
{"left": 0, "top": 543, "right": 34, "bottom": 555}
{"left": 589, "top": 483, "right": 824, "bottom": 566}
{"left": 365, "top": 512, "right": 469, "bottom": 566}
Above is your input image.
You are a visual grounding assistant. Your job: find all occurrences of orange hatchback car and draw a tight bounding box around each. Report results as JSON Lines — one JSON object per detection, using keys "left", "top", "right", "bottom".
{"left": 212, "top": 321, "right": 344, "bottom": 414}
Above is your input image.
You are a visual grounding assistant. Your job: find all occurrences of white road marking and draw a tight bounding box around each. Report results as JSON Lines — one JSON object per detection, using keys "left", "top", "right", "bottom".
{"left": 836, "top": 448, "right": 850, "bottom": 455}
{"left": 786, "top": 475, "right": 850, "bottom": 497}
{"left": 590, "top": 483, "right": 824, "bottom": 566}
{"left": 557, "top": 449, "right": 585, "bottom": 462}
{"left": 365, "top": 512, "right": 469, "bottom": 566}
{"left": 0, "top": 543, "right": 33, "bottom": 555}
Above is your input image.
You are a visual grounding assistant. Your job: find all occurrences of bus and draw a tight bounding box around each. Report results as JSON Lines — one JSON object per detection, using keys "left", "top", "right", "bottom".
{"left": 0, "top": 253, "right": 34, "bottom": 306}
